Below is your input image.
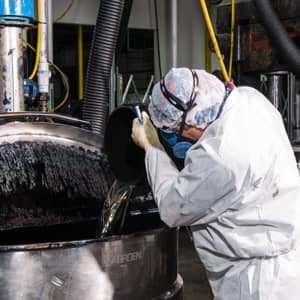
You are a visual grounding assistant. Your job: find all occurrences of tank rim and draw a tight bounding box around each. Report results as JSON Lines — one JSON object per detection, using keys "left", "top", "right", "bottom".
{"left": 0, "top": 225, "right": 172, "bottom": 252}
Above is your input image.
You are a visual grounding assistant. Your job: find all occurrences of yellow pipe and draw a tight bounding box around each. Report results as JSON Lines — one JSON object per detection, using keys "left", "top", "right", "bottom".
{"left": 78, "top": 24, "right": 84, "bottom": 100}
{"left": 199, "top": 0, "right": 230, "bottom": 82}
{"left": 29, "top": 0, "right": 41, "bottom": 80}
{"left": 228, "top": 0, "right": 235, "bottom": 79}
{"left": 204, "top": 0, "right": 211, "bottom": 73}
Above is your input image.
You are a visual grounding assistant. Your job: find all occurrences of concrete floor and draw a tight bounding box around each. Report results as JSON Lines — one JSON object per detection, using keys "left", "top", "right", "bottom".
{"left": 178, "top": 228, "right": 212, "bottom": 300}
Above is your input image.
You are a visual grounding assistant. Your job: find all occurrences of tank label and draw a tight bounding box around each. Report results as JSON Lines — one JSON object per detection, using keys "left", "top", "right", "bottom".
{"left": 103, "top": 250, "right": 143, "bottom": 267}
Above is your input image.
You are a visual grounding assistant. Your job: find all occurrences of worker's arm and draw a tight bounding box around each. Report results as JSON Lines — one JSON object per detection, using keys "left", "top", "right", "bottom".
{"left": 145, "top": 142, "right": 237, "bottom": 227}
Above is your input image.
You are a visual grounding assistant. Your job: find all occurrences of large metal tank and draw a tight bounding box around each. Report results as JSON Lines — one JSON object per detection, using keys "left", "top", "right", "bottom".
{"left": 0, "top": 226, "right": 182, "bottom": 300}
{"left": 0, "top": 118, "right": 183, "bottom": 300}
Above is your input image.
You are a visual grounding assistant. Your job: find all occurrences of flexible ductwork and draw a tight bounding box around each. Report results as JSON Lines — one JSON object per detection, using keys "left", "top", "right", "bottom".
{"left": 252, "top": 0, "right": 300, "bottom": 75}
{"left": 83, "top": 0, "right": 125, "bottom": 137}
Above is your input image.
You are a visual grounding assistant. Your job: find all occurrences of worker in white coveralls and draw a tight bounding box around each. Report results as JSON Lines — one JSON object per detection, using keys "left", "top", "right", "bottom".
{"left": 131, "top": 67, "right": 300, "bottom": 300}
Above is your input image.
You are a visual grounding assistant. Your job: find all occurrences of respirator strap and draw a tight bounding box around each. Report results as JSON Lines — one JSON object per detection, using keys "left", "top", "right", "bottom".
{"left": 160, "top": 70, "right": 199, "bottom": 137}
{"left": 160, "top": 70, "right": 199, "bottom": 113}
{"left": 177, "top": 70, "right": 199, "bottom": 137}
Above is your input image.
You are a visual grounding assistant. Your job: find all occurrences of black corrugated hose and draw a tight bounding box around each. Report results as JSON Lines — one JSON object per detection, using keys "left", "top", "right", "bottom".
{"left": 252, "top": 0, "right": 300, "bottom": 75}
{"left": 83, "top": 0, "right": 125, "bottom": 137}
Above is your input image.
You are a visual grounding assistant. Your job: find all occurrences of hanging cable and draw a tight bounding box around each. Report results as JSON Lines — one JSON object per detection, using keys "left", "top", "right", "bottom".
{"left": 51, "top": 63, "right": 70, "bottom": 112}
{"left": 228, "top": 0, "right": 235, "bottom": 79}
{"left": 154, "top": 0, "right": 162, "bottom": 79}
{"left": 28, "top": 0, "right": 41, "bottom": 80}
{"left": 199, "top": 0, "right": 230, "bottom": 82}
{"left": 54, "top": 0, "right": 75, "bottom": 23}
{"left": 23, "top": 40, "right": 69, "bottom": 112}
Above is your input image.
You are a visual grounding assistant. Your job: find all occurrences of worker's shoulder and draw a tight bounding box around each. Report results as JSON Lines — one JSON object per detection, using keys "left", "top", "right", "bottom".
{"left": 235, "top": 85, "right": 272, "bottom": 106}
{"left": 236, "top": 85, "right": 263, "bottom": 96}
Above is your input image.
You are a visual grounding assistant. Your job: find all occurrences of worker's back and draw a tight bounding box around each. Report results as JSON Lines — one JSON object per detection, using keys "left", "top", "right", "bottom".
{"left": 191, "top": 86, "right": 300, "bottom": 300}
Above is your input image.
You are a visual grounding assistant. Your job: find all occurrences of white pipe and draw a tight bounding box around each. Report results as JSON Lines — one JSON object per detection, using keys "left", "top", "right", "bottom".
{"left": 171, "top": 0, "right": 178, "bottom": 67}
{"left": 38, "top": 0, "right": 49, "bottom": 94}
{"left": 47, "top": 0, "right": 53, "bottom": 62}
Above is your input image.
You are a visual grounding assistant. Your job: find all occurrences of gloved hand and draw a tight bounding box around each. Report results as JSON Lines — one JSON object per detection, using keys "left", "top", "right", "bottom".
{"left": 131, "top": 111, "right": 162, "bottom": 151}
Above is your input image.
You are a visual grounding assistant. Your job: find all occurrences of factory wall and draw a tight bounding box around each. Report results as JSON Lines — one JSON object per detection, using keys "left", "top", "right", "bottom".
{"left": 52, "top": 0, "right": 220, "bottom": 80}
{"left": 52, "top": 0, "right": 99, "bottom": 25}
{"left": 127, "top": 0, "right": 221, "bottom": 78}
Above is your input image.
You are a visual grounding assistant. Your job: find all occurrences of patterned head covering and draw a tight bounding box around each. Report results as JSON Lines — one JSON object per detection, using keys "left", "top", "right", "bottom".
{"left": 149, "top": 68, "right": 226, "bottom": 129}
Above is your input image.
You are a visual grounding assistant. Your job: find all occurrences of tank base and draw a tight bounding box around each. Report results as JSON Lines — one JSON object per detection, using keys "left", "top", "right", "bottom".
{"left": 0, "top": 226, "right": 182, "bottom": 300}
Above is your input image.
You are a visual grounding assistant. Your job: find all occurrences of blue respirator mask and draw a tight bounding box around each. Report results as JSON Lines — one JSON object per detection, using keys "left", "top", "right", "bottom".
{"left": 159, "top": 70, "right": 199, "bottom": 159}
{"left": 159, "top": 128, "right": 195, "bottom": 159}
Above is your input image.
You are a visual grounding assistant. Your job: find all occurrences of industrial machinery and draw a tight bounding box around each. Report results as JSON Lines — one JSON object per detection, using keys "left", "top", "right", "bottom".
{"left": 0, "top": 0, "right": 183, "bottom": 299}
{"left": 215, "top": 0, "right": 300, "bottom": 170}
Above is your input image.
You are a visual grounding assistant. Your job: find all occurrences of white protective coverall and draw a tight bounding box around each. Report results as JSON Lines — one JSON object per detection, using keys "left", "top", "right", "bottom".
{"left": 145, "top": 86, "right": 300, "bottom": 300}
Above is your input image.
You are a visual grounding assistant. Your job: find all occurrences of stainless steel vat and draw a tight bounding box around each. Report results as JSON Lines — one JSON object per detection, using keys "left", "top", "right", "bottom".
{"left": 0, "top": 121, "right": 183, "bottom": 299}
{"left": 0, "top": 226, "right": 183, "bottom": 300}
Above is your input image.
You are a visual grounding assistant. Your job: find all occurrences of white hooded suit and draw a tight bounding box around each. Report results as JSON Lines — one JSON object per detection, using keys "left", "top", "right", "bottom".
{"left": 145, "top": 86, "right": 300, "bottom": 300}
